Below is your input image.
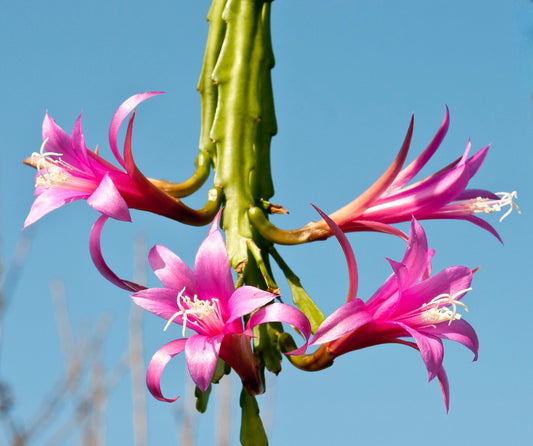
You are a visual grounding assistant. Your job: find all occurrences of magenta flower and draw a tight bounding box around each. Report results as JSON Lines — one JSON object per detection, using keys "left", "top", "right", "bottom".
{"left": 321, "top": 109, "right": 518, "bottom": 241}
{"left": 24, "top": 92, "right": 196, "bottom": 228}
{"left": 129, "top": 213, "right": 311, "bottom": 401}
{"left": 308, "top": 207, "right": 478, "bottom": 411}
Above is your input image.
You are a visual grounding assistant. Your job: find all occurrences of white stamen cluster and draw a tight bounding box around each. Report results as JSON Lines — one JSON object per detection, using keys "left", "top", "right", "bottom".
{"left": 164, "top": 287, "right": 221, "bottom": 337}
{"left": 31, "top": 138, "right": 71, "bottom": 188}
{"left": 469, "top": 191, "right": 520, "bottom": 222}
{"left": 421, "top": 287, "right": 471, "bottom": 326}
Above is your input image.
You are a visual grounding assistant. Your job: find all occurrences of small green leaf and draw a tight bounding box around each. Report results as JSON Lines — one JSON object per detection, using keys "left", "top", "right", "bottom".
{"left": 194, "top": 384, "right": 212, "bottom": 413}
{"left": 289, "top": 280, "right": 325, "bottom": 333}
{"left": 271, "top": 248, "right": 325, "bottom": 332}
{"left": 239, "top": 388, "right": 268, "bottom": 446}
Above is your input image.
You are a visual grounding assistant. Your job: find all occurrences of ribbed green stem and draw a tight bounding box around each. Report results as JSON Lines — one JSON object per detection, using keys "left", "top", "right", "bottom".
{"left": 211, "top": 0, "right": 276, "bottom": 270}
{"left": 198, "top": 0, "right": 227, "bottom": 161}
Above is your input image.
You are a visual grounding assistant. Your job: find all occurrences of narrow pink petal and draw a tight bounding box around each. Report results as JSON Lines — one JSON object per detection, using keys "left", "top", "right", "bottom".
{"left": 430, "top": 319, "right": 479, "bottom": 360}
{"left": 437, "top": 366, "right": 450, "bottom": 413}
{"left": 465, "top": 145, "right": 490, "bottom": 179}
{"left": 146, "top": 338, "right": 187, "bottom": 402}
{"left": 245, "top": 303, "right": 313, "bottom": 355}
{"left": 454, "top": 189, "right": 499, "bottom": 201}
{"left": 366, "top": 266, "right": 402, "bottom": 309}
{"left": 368, "top": 259, "right": 405, "bottom": 319}
{"left": 425, "top": 214, "right": 502, "bottom": 243}
{"left": 148, "top": 245, "right": 197, "bottom": 294}
{"left": 226, "top": 286, "right": 277, "bottom": 323}
{"left": 70, "top": 113, "right": 90, "bottom": 164}
{"left": 185, "top": 334, "right": 224, "bottom": 392}
{"left": 365, "top": 163, "right": 469, "bottom": 222}
{"left": 337, "top": 220, "right": 408, "bottom": 240}
{"left": 42, "top": 113, "right": 75, "bottom": 159}
{"left": 89, "top": 215, "right": 144, "bottom": 292}
{"left": 23, "top": 188, "right": 88, "bottom": 228}
{"left": 396, "top": 321, "right": 444, "bottom": 381}
{"left": 87, "top": 174, "right": 132, "bottom": 222}
{"left": 131, "top": 288, "right": 182, "bottom": 321}
{"left": 313, "top": 205, "right": 358, "bottom": 302}
{"left": 388, "top": 107, "right": 449, "bottom": 190}
{"left": 328, "top": 115, "right": 413, "bottom": 222}
{"left": 109, "top": 92, "right": 164, "bottom": 169}
{"left": 309, "top": 299, "right": 373, "bottom": 346}
{"left": 194, "top": 227, "right": 234, "bottom": 307}
{"left": 391, "top": 339, "right": 450, "bottom": 412}
{"left": 394, "top": 266, "right": 472, "bottom": 315}
{"left": 400, "top": 218, "right": 430, "bottom": 286}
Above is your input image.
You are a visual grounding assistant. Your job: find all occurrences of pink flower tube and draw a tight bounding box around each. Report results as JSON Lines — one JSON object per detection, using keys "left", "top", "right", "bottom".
{"left": 302, "top": 207, "right": 478, "bottom": 412}
{"left": 322, "top": 109, "right": 518, "bottom": 241}
{"left": 24, "top": 93, "right": 206, "bottom": 228}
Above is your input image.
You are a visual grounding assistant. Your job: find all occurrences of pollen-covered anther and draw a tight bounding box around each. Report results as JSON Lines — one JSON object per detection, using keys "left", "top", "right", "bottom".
{"left": 421, "top": 287, "right": 472, "bottom": 326}
{"left": 31, "top": 138, "right": 72, "bottom": 188}
{"left": 164, "top": 287, "right": 221, "bottom": 337}
{"left": 468, "top": 191, "right": 520, "bottom": 222}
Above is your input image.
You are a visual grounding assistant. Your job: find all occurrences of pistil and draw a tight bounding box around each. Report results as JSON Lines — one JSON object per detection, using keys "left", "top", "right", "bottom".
{"left": 164, "top": 287, "right": 222, "bottom": 336}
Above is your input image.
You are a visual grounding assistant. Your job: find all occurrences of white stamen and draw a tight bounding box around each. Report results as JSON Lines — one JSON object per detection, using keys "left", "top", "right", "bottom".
{"left": 468, "top": 191, "right": 520, "bottom": 222}
{"left": 31, "top": 138, "right": 73, "bottom": 188}
{"left": 164, "top": 287, "right": 220, "bottom": 337}
{"left": 421, "top": 287, "right": 472, "bottom": 326}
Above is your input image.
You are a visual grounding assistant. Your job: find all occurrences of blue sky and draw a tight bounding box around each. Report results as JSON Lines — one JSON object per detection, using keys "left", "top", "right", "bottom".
{"left": 1, "top": 1, "right": 532, "bottom": 445}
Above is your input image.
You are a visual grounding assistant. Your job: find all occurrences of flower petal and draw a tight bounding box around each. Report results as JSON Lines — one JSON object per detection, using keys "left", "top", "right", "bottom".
{"left": 194, "top": 224, "right": 234, "bottom": 307}
{"left": 148, "top": 245, "right": 197, "bottom": 294}
{"left": 428, "top": 214, "right": 502, "bottom": 243}
{"left": 465, "top": 145, "right": 490, "bottom": 179}
{"left": 431, "top": 319, "right": 479, "bottom": 361}
{"left": 23, "top": 188, "right": 89, "bottom": 228}
{"left": 327, "top": 115, "right": 413, "bottom": 221}
{"left": 131, "top": 288, "right": 182, "bottom": 321}
{"left": 309, "top": 299, "right": 373, "bottom": 346}
{"left": 226, "top": 286, "right": 277, "bottom": 323}
{"left": 313, "top": 205, "right": 358, "bottom": 302}
{"left": 42, "top": 113, "right": 78, "bottom": 163}
{"left": 108, "top": 92, "right": 164, "bottom": 169}
{"left": 89, "top": 215, "right": 144, "bottom": 292}
{"left": 185, "top": 333, "right": 224, "bottom": 392}
{"left": 146, "top": 338, "right": 187, "bottom": 402}
{"left": 400, "top": 218, "right": 430, "bottom": 286}
{"left": 437, "top": 365, "right": 450, "bottom": 413}
{"left": 387, "top": 107, "right": 449, "bottom": 190}
{"left": 87, "top": 174, "right": 131, "bottom": 221}
{"left": 396, "top": 321, "right": 444, "bottom": 381}
{"left": 394, "top": 266, "right": 472, "bottom": 315}
{"left": 246, "top": 303, "right": 312, "bottom": 355}
{"left": 70, "top": 113, "right": 90, "bottom": 165}
{"left": 368, "top": 259, "right": 405, "bottom": 319}
{"left": 365, "top": 163, "right": 469, "bottom": 222}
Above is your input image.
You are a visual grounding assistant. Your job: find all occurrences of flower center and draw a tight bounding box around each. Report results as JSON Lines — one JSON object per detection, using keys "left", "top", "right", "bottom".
{"left": 467, "top": 191, "right": 520, "bottom": 222}
{"left": 31, "top": 138, "right": 72, "bottom": 188}
{"left": 421, "top": 287, "right": 471, "bottom": 326}
{"left": 164, "top": 287, "right": 222, "bottom": 336}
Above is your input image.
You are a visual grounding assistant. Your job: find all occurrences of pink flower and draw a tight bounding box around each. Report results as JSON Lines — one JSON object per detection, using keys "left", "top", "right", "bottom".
{"left": 24, "top": 92, "right": 198, "bottom": 228}
{"left": 308, "top": 207, "right": 478, "bottom": 411}
{"left": 129, "top": 213, "right": 311, "bottom": 401}
{"left": 322, "top": 109, "right": 518, "bottom": 241}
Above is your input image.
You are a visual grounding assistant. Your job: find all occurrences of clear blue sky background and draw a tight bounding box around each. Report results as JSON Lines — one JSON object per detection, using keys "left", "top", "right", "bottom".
{"left": 1, "top": 1, "right": 532, "bottom": 445}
